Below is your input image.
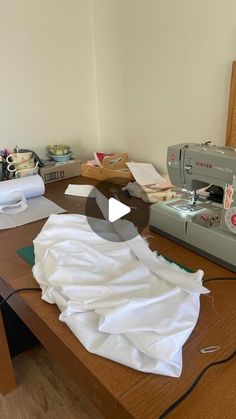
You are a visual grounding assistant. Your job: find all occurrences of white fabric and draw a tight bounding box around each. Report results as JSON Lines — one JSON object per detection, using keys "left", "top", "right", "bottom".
{"left": 32, "top": 214, "right": 209, "bottom": 377}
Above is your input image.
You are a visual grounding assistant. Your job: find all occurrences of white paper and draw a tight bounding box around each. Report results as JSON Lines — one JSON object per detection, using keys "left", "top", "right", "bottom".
{"left": 0, "top": 196, "right": 65, "bottom": 229}
{"left": 126, "top": 163, "right": 165, "bottom": 186}
{"left": 0, "top": 175, "right": 65, "bottom": 229}
{"left": 0, "top": 175, "right": 45, "bottom": 198}
{"left": 65, "top": 184, "right": 95, "bottom": 197}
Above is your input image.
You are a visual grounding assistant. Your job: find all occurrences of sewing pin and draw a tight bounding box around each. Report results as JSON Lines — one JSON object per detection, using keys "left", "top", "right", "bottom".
{"left": 200, "top": 346, "right": 221, "bottom": 354}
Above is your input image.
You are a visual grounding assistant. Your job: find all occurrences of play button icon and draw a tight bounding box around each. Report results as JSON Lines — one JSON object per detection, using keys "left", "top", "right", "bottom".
{"left": 85, "top": 177, "right": 150, "bottom": 242}
{"left": 108, "top": 197, "right": 131, "bottom": 222}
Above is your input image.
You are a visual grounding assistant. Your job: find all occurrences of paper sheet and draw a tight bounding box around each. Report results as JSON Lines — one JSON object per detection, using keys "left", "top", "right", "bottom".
{"left": 0, "top": 196, "right": 65, "bottom": 229}
{"left": 0, "top": 175, "right": 45, "bottom": 197}
{"left": 0, "top": 175, "right": 65, "bottom": 229}
{"left": 65, "top": 184, "right": 95, "bottom": 197}
{"left": 126, "top": 163, "right": 165, "bottom": 186}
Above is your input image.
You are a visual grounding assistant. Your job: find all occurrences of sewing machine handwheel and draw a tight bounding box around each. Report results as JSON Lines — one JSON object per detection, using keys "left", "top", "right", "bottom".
{"left": 225, "top": 206, "right": 236, "bottom": 234}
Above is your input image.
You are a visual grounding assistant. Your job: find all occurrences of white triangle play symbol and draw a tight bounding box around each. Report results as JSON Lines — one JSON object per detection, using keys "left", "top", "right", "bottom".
{"left": 108, "top": 198, "right": 131, "bottom": 222}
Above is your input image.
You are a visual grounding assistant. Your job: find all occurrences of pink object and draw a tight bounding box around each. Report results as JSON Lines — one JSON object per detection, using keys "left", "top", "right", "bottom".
{"left": 94, "top": 152, "right": 114, "bottom": 166}
{"left": 223, "top": 184, "right": 234, "bottom": 209}
{"left": 231, "top": 214, "right": 236, "bottom": 226}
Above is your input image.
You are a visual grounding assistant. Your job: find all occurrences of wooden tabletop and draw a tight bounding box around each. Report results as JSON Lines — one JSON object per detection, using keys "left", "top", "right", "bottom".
{"left": 0, "top": 176, "right": 235, "bottom": 419}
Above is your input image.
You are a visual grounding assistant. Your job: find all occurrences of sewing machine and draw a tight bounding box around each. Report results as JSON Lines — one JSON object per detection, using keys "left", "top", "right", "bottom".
{"left": 150, "top": 142, "right": 236, "bottom": 271}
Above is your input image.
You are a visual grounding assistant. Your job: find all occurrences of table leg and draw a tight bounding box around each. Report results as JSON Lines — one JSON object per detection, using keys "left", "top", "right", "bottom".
{"left": 0, "top": 310, "right": 17, "bottom": 395}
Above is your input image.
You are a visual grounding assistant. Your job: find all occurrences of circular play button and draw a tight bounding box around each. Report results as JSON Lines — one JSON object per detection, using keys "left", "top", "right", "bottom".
{"left": 108, "top": 197, "right": 131, "bottom": 222}
{"left": 85, "top": 178, "right": 150, "bottom": 242}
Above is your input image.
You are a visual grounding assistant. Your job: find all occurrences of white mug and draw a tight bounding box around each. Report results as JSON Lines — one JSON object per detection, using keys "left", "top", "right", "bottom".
{"left": 15, "top": 162, "right": 39, "bottom": 178}
{"left": 7, "top": 157, "right": 35, "bottom": 173}
{"left": 6, "top": 152, "right": 33, "bottom": 164}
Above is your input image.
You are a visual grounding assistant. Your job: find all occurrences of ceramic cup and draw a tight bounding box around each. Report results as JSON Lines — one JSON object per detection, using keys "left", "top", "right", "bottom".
{"left": 7, "top": 157, "right": 35, "bottom": 173}
{"left": 15, "top": 162, "right": 39, "bottom": 178}
{"left": 6, "top": 152, "right": 33, "bottom": 164}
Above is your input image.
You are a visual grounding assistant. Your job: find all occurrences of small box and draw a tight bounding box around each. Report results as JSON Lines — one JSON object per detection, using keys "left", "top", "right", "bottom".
{"left": 81, "top": 163, "right": 134, "bottom": 185}
{"left": 40, "top": 159, "right": 81, "bottom": 183}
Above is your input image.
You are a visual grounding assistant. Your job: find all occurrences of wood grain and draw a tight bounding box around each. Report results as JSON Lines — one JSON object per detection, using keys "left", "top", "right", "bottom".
{"left": 119, "top": 311, "right": 236, "bottom": 418}
{"left": 0, "top": 176, "right": 235, "bottom": 418}
{"left": 81, "top": 163, "right": 134, "bottom": 185}
{"left": 0, "top": 311, "right": 17, "bottom": 395}
{"left": 226, "top": 61, "right": 236, "bottom": 147}
{"left": 0, "top": 344, "right": 102, "bottom": 419}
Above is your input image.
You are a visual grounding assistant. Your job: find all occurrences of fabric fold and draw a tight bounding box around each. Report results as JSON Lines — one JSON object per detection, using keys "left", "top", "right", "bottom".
{"left": 33, "top": 213, "right": 208, "bottom": 377}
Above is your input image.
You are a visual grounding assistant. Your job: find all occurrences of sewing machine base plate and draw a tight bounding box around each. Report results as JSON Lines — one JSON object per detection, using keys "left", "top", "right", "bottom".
{"left": 149, "top": 199, "right": 236, "bottom": 272}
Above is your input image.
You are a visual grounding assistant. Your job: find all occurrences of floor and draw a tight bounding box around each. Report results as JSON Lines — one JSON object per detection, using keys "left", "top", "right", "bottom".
{"left": 0, "top": 344, "right": 102, "bottom": 419}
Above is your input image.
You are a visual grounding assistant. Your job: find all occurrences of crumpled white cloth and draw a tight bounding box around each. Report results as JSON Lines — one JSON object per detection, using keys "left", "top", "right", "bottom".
{"left": 32, "top": 213, "right": 209, "bottom": 377}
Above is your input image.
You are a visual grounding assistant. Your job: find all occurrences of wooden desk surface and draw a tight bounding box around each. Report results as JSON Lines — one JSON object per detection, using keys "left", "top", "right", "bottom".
{"left": 0, "top": 176, "right": 235, "bottom": 419}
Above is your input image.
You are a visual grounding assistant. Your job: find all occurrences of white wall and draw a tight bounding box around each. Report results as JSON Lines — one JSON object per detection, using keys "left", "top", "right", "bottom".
{"left": 1, "top": 1, "right": 236, "bottom": 172}
{"left": 92, "top": 0, "right": 125, "bottom": 153}
{"left": 93, "top": 0, "right": 236, "bottom": 172}
{"left": 0, "top": 0, "right": 99, "bottom": 160}
{"left": 122, "top": 0, "right": 236, "bottom": 172}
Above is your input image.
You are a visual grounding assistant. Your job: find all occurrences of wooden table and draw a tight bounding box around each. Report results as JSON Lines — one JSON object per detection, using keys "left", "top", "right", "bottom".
{"left": 0, "top": 176, "right": 235, "bottom": 418}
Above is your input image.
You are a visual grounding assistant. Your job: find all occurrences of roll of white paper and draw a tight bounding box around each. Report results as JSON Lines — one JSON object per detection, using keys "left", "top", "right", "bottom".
{"left": 0, "top": 175, "right": 45, "bottom": 199}
{"left": 0, "top": 191, "right": 28, "bottom": 214}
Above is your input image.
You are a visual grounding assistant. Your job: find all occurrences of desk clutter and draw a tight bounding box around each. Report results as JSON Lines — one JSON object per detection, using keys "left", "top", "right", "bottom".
{"left": 0, "top": 144, "right": 78, "bottom": 179}
{"left": 82, "top": 152, "right": 134, "bottom": 185}
{"left": 47, "top": 144, "right": 72, "bottom": 162}
{"left": 82, "top": 152, "right": 177, "bottom": 196}
{"left": 0, "top": 140, "right": 235, "bottom": 404}
{"left": 0, "top": 148, "right": 39, "bottom": 181}
{"left": 0, "top": 175, "right": 65, "bottom": 228}
{"left": 0, "top": 144, "right": 81, "bottom": 184}
{"left": 0, "top": 145, "right": 77, "bottom": 227}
